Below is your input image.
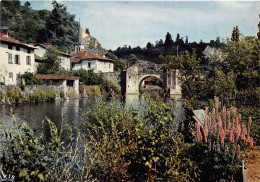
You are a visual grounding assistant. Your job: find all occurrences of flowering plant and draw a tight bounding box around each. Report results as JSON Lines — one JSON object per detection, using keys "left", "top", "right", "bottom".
{"left": 192, "top": 103, "right": 254, "bottom": 181}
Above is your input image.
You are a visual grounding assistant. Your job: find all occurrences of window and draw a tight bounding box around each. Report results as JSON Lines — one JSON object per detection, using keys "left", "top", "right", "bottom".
{"left": 16, "top": 46, "right": 20, "bottom": 51}
{"left": 27, "top": 49, "right": 31, "bottom": 53}
{"left": 26, "top": 56, "right": 31, "bottom": 65}
{"left": 109, "top": 64, "right": 111, "bottom": 68}
{"left": 15, "top": 55, "right": 20, "bottom": 64}
{"left": 9, "top": 72, "right": 13, "bottom": 81}
{"left": 8, "top": 53, "right": 12, "bottom": 64}
{"left": 88, "top": 62, "right": 91, "bottom": 68}
{"left": 8, "top": 44, "right": 12, "bottom": 49}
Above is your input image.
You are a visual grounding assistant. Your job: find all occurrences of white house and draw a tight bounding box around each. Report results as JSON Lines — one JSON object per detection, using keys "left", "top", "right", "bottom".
{"left": 0, "top": 28, "right": 36, "bottom": 85}
{"left": 34, "top": 44, "right": 72, "bottom": 71}
{"left": 71, "top": 50, "right": 114, "bottom": 73}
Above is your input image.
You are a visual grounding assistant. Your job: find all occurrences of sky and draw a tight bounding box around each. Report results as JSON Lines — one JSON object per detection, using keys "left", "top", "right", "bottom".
{"left": 26, "top": 0, "right": 260, "bottom": 50}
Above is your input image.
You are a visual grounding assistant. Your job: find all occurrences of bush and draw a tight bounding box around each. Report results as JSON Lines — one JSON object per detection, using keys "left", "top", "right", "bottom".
{"left": 19, "top": 72, "right": 39, "bottom": 86}
{"left": 84, "top": 85, "right": 101, "bottom": 96}
{"left": 29, "top": 89, "right": 57, "bottom": 102}
{"left": 0, "top": 117, "right": 82, "bottom": 181}
{"left": 81, "top": 96, "right": 196, "bottom": 181}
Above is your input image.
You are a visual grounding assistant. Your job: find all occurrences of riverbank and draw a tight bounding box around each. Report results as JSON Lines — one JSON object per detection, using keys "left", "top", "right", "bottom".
{"left": 0, "top": 85, "right": 79, "bottom": 105}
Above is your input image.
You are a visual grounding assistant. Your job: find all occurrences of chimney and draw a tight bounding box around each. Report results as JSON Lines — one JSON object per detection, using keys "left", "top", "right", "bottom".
{"left": 3, "top": 26, "right": 8, "bottom": 37}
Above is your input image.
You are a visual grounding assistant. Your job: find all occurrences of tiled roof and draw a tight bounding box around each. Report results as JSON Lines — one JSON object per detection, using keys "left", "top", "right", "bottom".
{"left": 36, "top": 43, "right": 71, "bottom": 57}
{"left": 0, "top": 35, "right": 36, "bottom": 49}
{"left": 36, "top": 74, "right": 79, "bottom": 81}
{"left": 71, "top": 50, "right": 114, "bottom": 63}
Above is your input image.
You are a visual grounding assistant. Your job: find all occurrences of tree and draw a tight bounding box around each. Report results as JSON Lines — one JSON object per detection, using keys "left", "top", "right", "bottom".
{"left": 185, "top": 36, "right": 189, "bottom": 45}
{"left": 257, "top": 14, "right": 260, "bottom": 40}
{"left": 85, "top": 28, "right": 90, "bottom": 35}
{"left": 45, "top": 0, "right": 77, "bottom": 52}
{"left": 164, "top": 32, "right": 174, "bottom": 49}
{"left": 37, "top": 47, "right": 61, "bottom": 74}
{"left": 146, "top": 42, "right": 153, "bottom": 49}
{"left": 175, "top": 33, "right": 184, "bottom": 47}
{"left": 231, "top": 26, "right": 240, "bottom": 42}
{"left": 128, "top": 54, "right": 138, "bottom": 65}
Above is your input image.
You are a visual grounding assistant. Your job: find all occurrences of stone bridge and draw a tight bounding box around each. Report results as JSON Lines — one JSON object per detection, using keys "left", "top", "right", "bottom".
{"left": 124, "top": 65, "right": 181, "bottom": 95}
{"left": 105, "top": 64, "right": 181, "bottom": 95}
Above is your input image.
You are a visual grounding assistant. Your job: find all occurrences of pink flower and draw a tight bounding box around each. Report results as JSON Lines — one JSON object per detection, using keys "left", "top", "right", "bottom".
{"left": 227, "top": 110, "right": 231, "bottom": 123}
{"left": 235, "top": 124, "right": 241, "bottom": 141}
{"left": 204, "top": 124, "right": 208, "bottom": 143}
{"left": 229, "top": 129, "right": 234, "bottom": 143}
{"left": 249, "top": 137, "right": 254, "bottom": 148}
{"left": 236, "top": 144, "right": 240, "bottom": 156}
{"left": 218, "top": 116, "right": 222, "bottom": 131}
{"left": 238, "top": 113, "right": 242, "bottom": 121}
{"left": 220, "top": 128, "right": 225, "bottom": 145}
{"left": 196, "top": 122, "right": 202, "bottom": 142}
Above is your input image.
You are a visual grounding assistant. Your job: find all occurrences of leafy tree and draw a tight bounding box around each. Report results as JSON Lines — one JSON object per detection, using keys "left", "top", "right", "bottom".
{"left": 257, "top": 14, "right": 260, "bottom": 40}
{"left": 161, "top": 49, "right": 203, "bottom": 141}
{"left": 45, "top": 0, "right": 77, "bottom": 52}
{"left": 164, "top": 32, "right": 174, "bottom": 49}
{"left": 85, "top": 28, "right": 90, "bottom": 35}
{"left": 175, "top": 33, "right": 184, "bottom": 47}
{"left": 231, "top": 26, "right": 240, "bottom": 42}
{"left": 127, "top": 54, "right": 138, "bottom": 65}
{"left": 146, "top": 42, "right": 153, "bottom": 49}
{"left": 37, "top": 47, "right": 61, "bottom": 74}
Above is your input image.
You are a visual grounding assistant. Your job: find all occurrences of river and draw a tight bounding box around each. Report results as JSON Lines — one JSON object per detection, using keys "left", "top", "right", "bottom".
{"left": 0, "top": 95, "right": 184, "bottom": 133}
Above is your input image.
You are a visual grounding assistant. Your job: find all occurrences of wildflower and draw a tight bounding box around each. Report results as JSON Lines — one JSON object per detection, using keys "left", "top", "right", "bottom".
{"left": 229, "top": 129, "right": 234, "bottom": 143}
{"left": 220, "top": 128, "right": 225, "bottom": 145}
{"left": 227, "top": 110, "right": 231, "bottom": 123}
{"left": 235, "top": 124, "right": 241, "bottom": 141}
{"left": 196, "top": 122, "right": 202, "bottom": 142}
{"left": 203, "top": 124, "right": 208, "bottom": 143}
{"left": 236, "top": 144, "right": 240, "bottom": 156}
{"left": 238, "top": 113, "right": 242, "bottom": 121}
{"left": 249, "top": 138, "right": 254, "bottom": 148}
{"left": 218, "top": 116, "right": 222, "bottom": 130}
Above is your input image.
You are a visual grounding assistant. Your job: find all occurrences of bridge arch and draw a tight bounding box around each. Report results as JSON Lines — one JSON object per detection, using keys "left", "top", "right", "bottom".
{"left": 125, "top": 65, "right": 181, "bottom": 95}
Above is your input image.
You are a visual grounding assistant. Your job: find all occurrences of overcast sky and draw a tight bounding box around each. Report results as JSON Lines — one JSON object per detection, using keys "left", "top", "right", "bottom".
{"left": 26, "top": 0, "right": 260, "bottom": 50}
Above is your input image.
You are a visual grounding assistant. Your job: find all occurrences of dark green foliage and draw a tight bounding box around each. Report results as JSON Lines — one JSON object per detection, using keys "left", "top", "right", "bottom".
{"left": 81, "top": 96, "right": 196, "bottom": 181}
{"left": 164, "top": 32, "right": 174, "bottom": 49}
{"left": 127, "top": 54, "right": 138, "bottom": 65}
{"left": 45, "top": 1, "right": 78, "bottom": 52}
{"left": 188, "top": 144, "right": 242, "bottom": 181}
{"left": 231, "top": 26, "right": 240, "bottom": 42}
{"left": 72, "top": 69, "right": 121, "bottom": 94}
{"left": 257, "top": 14, "right": 260, "bottom": 40}
{"left": 0, "top": 0, "right": 77, "bottom": 51}
{"left": 85, "top": 28, "right": 90, "bottom": 35}
{"left": 37, "top": 47, "right": 61, "bottom": 74}
{"left": 146, "top": 42, "right": 153, "bottom": 49}
{"left": 238, "top": 106, "right": 260, "bottom": 145}
{"left": 19, "top": 72, "right": 39, "bottom": 86}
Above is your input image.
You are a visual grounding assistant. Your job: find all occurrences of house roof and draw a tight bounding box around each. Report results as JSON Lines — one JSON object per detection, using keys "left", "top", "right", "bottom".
{"left": 36, "top": 43, "right": 72, "bottom": 57}
{"left": 71, "top": 50, "right": 114, "bottom": 63}
{"left": 36, "top": 74, "right": 79, "bottom": 81}
{"left": 0, "top": 34, "right": 36, "bottom": 49}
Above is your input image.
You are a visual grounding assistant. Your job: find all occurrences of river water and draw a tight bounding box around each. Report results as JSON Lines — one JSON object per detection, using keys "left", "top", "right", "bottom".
{"left": 0, "top": 95, "right": 184, "bottom": 133}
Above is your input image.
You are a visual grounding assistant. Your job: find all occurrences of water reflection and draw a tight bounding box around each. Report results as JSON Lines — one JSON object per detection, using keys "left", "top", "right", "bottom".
{"left": 0, "top": 95, "right": 184, "bottom": 133}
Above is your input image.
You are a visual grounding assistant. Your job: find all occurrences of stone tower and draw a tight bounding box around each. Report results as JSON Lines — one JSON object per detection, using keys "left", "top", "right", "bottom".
{"left": 74, "top": 21, "right": 85, "bottom": 53}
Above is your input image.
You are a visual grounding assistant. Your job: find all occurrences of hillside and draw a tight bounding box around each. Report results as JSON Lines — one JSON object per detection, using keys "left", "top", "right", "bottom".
{"left": 0, "top": 0, "right": 106, "bottom": 52}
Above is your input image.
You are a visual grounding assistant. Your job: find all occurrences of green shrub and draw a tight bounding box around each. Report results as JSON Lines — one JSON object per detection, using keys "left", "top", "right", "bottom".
{"left": 238, "top": 106, "right": 260, "bottom": 145}
{"left": 19, "top": 72, "right": 39, "bottom": 86}
{"left": 81, "top": 96, "right": 196, "bottom": 181}
{"left": 0, "top": 117, "right": 82, "bottom": 181}
{"left": 67, "top": 91, "right": 78, "bottom": 98}
{"left": 84, "top": 85, "right": 101, "bottom": 96}
{"left": 60, "top": 91, "right": 65, "bottom": 99}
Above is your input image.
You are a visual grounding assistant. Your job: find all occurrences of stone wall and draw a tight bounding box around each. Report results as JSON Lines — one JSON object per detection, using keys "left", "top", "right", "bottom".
{"left": 104, "top": 71, "right": 122, "bottom": 84}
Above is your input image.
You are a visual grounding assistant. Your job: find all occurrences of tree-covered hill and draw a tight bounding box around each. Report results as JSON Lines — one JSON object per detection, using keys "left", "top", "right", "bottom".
{"left": 110, "top": 32, "right": 225, "bottom": 65}
{"left": 0, "top": 0, "right": 104, "bottom": 52}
